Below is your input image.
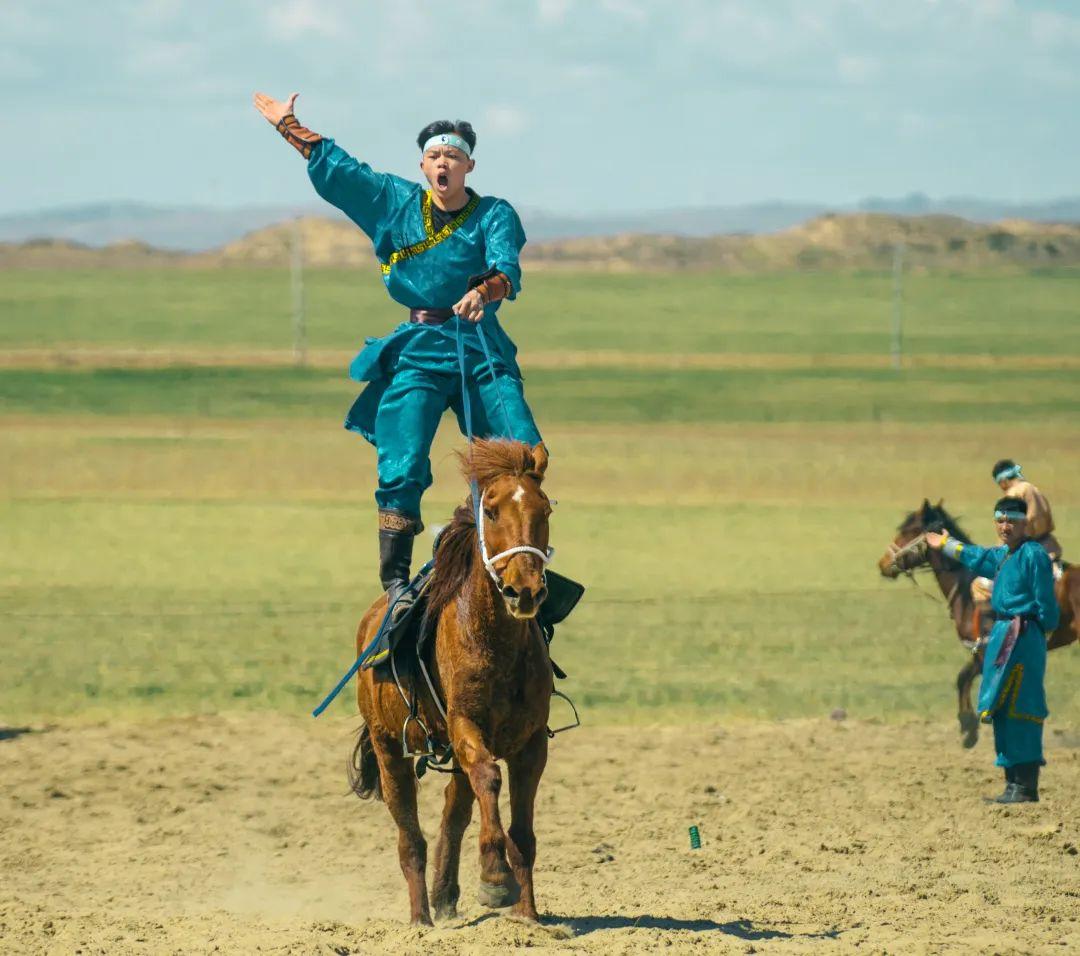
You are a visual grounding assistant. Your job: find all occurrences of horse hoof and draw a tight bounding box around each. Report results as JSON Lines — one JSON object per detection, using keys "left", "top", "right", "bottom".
{"left": 477, "top": 876, "right": 520, "bottom": 909}
{"left": 433, "top": 900, "right": 458, "bottom": 922}
{"left": 410, "top": 913, "right": 434, "bottom": 927}
{"left": 510, "top": 903, "right": 540, "bottom": 923}
{"left": 958, "top": 713, "right": 980, "bottom": 749}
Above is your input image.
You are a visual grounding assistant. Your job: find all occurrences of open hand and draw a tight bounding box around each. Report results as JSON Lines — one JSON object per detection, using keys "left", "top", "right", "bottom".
{"left": 253, "top": 91, "right": 299, "bottom": 126}
{"left": 925, "top": 531, "right": 947, "bottom": 550}
{"left": 452, "top": 289, "right": 486, "bottom": 323}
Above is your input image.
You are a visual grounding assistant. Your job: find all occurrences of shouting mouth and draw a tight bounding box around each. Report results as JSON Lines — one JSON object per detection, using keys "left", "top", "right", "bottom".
{"left": 436, "top": 172, "right": 449, "bottom": 189}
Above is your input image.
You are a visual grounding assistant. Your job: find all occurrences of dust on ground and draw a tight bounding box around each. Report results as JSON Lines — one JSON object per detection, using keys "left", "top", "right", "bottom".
{"left": 2, "top": 714, "right": 1079, "bottom": 955}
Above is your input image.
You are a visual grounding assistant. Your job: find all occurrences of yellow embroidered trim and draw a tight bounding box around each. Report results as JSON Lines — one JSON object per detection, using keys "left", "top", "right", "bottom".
{"left": 379, "top": 190, "right": 480, "bottom": 276}
{"left": 422, "top": 189, "right": 435, "bottom": 239}
{"left": 980, "top": 662, "right": 1045, "bottom": 724}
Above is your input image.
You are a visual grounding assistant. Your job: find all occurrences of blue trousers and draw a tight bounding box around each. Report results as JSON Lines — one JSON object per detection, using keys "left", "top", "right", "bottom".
{"left": 350, "top": 330, "right": 541, "bottom": 521}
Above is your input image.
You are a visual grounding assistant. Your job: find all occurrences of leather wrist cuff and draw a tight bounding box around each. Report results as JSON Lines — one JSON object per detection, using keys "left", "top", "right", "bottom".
{"left": 474, "top": 271, "right": 513, "bottom": 305}
{"left": 378, "top": 509, "right": 423, "bottom": 535}
{"left": 275, "top": 113, "right": 322, "bottom": 159}
{"left": 468, "top": 267, "right": 513, "bottom": 305}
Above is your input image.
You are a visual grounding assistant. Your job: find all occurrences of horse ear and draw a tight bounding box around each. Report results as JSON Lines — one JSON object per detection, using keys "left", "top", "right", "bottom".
{"left": 936, "top": 498, "right": 944, "bottom": 508}
{"left": 528, "top": 443, "right": 548, "bottom": 483}
{"left": 921, "top": 498, "right": 931, "bottom": 514}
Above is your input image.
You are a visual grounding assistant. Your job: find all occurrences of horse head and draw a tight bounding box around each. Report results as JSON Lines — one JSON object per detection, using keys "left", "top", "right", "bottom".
{"left": 878, "top": 498, "right": 950, "bottom": 579}
{"left": 465, "top": 439, "right": 552, "bottom": 620}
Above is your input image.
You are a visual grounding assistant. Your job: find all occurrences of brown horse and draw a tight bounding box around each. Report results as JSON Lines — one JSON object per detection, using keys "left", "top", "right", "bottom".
{"left": 348, "top": 439, "right": 556, "bottom": 926}
{"left": 878, "top": 499, "right": 1080, "bottom": 748}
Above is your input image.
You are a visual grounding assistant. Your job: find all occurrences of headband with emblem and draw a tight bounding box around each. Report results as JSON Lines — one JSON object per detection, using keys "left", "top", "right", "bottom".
{"left": 422, "top": 133, "right": 472, "bottom": 158}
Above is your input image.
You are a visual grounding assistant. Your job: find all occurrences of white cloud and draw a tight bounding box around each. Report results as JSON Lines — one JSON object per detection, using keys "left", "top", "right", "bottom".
{"left": 837, "top": 55, "right": 878, "bottom": 84}
{"left": 537, "top": 0, "right": 573, "bottom": 25}
{"left": 962, "top": 0, "right": 1011, "bottom": 21}
{"left": 125, "top": 39, "right": 200, "bottom": 76}
{"left": 483, "top": 105, "right": 529, "bottom": 136}
{"left": 267, "top": 0, "right": 344, "bottom": 41}
{"left": 600, "top": 0, "right": 647, "bottom": 25}
{"left": 1029, "top": 10, "right": 1080, "bottom": 49}
{"left": 133, "top": 0, "right": 184, "bottom": 26}
{"left": 370, "top": 3, "right": 436, "bottom": 78}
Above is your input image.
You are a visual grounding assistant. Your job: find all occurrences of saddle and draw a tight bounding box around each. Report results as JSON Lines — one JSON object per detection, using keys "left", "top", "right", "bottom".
{"left": 361, "top": 564, "right": 584, "bottom": 679}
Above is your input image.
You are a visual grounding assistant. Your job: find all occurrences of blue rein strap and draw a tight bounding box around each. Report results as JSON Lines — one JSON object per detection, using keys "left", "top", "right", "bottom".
{"left": 311, "top": 314, "right": 507, "bottom": 718}
{"left": 456, "top": 318, "right": 485, "bottom": 527}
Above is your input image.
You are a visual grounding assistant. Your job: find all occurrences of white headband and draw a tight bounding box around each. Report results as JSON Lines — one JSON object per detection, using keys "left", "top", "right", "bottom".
{"left": 422, "top": 133, "right": 472, "bottom": 158}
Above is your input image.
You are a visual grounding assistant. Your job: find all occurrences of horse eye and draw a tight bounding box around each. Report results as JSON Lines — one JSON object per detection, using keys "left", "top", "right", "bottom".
{"left": 484, "top": 507, "right": 497, "bottom": 522}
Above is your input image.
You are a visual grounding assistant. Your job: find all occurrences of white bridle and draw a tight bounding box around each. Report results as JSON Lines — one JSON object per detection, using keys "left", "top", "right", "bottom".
{"left": 476, "top": 499, "right": 553, "bottom": 591}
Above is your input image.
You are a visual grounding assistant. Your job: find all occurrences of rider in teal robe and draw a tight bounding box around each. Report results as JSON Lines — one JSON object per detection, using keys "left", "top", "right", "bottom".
{"left": 936, "top": 496, "right": 1060, "bottom": 802}
{"left": 261, "top": 105, "right": 545, "bottom": 620}
{"left": 307, "top": 138, "right": 542, "bottom": 512}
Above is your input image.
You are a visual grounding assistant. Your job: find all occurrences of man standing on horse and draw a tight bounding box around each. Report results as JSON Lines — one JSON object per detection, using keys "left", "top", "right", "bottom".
{"left": 252, "top": 92, "right": 544, "bottom": 628}
{"left": 926, "top": 497, "right": 1060, "bottom": 803}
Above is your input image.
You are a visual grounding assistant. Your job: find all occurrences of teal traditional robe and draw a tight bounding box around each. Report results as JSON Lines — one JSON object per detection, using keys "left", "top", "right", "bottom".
{"left": 306, "top": 138, "right": 542, "bottom": 519}
{"left": 943, "top": 536, "right": 1060, "bottom": 767}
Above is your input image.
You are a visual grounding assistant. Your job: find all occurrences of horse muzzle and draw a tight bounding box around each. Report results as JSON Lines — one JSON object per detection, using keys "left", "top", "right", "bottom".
{"left": 500, "top": 582, "right": 549, "bottom": 620}
{"left": 878, "top": 557, "right": 902, "bottom": 579}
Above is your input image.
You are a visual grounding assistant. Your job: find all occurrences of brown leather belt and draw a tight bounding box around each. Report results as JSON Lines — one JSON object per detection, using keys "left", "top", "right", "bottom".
{"left": 409, "top": 308, "right": 455, "bottom": 326}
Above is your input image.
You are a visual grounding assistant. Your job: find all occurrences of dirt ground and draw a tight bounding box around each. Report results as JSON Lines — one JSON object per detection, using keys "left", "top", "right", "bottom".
{"left": 2, "top": 714, "right": 1079, "bottom": 955}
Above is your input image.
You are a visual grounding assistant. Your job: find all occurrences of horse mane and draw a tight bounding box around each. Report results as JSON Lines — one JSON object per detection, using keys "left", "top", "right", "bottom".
{"left": 459, "top": 438, "right": 546, "bottom": 486}
{"left": 900, "top": 500, "right": 972, "bottom": 544}
{"left": 424, "top": 439, "right": 545, "bottom": 627}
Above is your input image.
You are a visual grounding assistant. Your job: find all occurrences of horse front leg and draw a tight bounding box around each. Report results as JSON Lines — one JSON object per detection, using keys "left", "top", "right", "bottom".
{"left": 506, "top": 728, "right": 548, "bottom": 922}
{"left": 449, "top": 714, "right": 519, "bottom": 909}
{"left": 430, "top": 771, "right": 475, "bottom": 921}
{"left": 375, "top": 745, "right": 433, "bottom": 926}
{"left": 957, "top": 653, "right": 981, "bottom": 749}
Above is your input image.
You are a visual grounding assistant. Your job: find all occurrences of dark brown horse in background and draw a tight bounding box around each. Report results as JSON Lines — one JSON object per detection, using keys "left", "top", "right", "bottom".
{"left": 349, "top": 439, "right": 557, "bottom": 925}
{"left": 878, "top": 499, "right": 1080, "bottom": 748}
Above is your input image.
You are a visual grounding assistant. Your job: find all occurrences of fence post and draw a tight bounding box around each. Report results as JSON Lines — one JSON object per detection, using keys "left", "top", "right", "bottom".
{"left": 891, "top": 241, "right": 904, "bottom": 370}
{"left": 291, "top": 218, "right": 307, "bottom": 367}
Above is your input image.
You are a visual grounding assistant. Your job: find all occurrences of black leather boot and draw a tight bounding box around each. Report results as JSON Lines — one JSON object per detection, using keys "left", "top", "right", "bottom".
{"left": 379, "top": 509, "right": 421, "bottom": 608}
{"left": 998, "top": 763, "right": 1040, "bottom": 803}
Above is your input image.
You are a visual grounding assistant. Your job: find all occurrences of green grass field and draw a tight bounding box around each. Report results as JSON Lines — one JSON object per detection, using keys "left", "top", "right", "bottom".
{"left": 4, "top": 267, "right": 1080, "bottom": 356}
{"left": 2, "top": 268, "right": 1079, "bottom": 727}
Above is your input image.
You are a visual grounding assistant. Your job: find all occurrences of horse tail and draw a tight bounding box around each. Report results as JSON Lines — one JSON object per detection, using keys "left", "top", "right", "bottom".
{"left": 347, "top": 723, "right": 383, "bottom": 802}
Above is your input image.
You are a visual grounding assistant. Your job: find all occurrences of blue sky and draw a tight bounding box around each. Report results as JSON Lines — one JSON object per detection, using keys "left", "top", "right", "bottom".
{"left": 3, "top": 0, "right": 1078, "bottom": 215}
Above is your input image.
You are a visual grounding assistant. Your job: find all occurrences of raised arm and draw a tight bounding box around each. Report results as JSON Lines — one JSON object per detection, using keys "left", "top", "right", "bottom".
{"left": 253, "top": 92, "right": 322, "bottom": 157}
{"left": 926, "top": 532, "right": 1006, "bottom": 578}
{"left": 252, "top": 91, "right": 404, "bottom": 238}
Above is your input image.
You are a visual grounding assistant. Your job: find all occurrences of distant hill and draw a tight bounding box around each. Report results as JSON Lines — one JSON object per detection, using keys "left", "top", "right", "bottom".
{"left": 3, "top": 212, "right": 1079, "bottom": 273}
{"left": 522, "top": 214, "right": 1080, "bottom": 272}
{"left": 2, "top": 194, "right": 1080, "bottom": 251}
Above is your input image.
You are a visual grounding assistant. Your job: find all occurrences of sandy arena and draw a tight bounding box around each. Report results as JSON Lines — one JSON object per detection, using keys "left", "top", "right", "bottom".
{"left": 2, "top": 715, "right": 1079, "bottom": 955}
